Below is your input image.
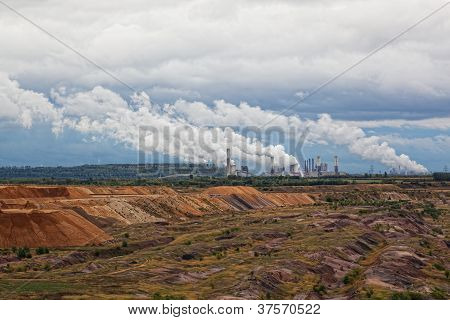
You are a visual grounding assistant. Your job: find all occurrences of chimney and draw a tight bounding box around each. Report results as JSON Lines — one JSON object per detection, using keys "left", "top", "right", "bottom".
{"left": 226, "top": 148, "right": 231, "bottom": 176}
{"left": 316, "top": 156, "right": 321, "bottom": 175}
{"left": 270, "top": 156, "right": 275, "bottom": 175}
{"left": 334, "top": 155, "right": 339, "bottom": 175}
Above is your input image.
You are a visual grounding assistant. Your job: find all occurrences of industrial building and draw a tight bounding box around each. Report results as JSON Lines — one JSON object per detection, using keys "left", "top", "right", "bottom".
{"left": 225, "top": 148, "right": 343, "bottom": 178}
{"left": 303, "top": 155, "right": 341, "bottom": 177}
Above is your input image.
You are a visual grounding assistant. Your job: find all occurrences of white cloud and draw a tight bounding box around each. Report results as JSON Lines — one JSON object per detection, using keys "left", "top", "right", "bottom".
{"left": 51, "top": 86, "right": 129, "bottom": 118}
{"left": 338, "top": 118, "right": 450, "bottom": 130}
{"left": 0, "top": 73, "right": 61, "bottom": 133}
{"left": 0, "top": 73, "right": 441, "bottom": 173}
{"left": 378, "top": 134, "right": 450, "bottom": 153}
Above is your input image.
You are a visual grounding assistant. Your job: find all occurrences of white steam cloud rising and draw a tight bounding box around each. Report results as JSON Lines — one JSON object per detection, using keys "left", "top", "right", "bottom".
{"left": 0, "top": 73, "right": 429, "bottom": 173}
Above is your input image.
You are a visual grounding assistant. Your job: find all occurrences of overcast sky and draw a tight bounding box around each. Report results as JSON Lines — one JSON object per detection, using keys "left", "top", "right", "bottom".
{"left": 0, "top": 0, "right": 449, "bottom": 172}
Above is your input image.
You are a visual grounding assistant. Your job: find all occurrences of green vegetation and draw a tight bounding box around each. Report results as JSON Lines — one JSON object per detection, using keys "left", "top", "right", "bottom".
{"left": 433, "top": 263, "right": 445, "bottom": 271}
{"left": 152, "top": 292, "right": 186, "bottom": 300}
{"left": 343, "top": 268, "right": 361, "bottom": 285}
{"left": 430, "top": 287, "right": 446, "bottom": 300}
{"left": 16, "top": 247, "right": 32, "bottom": 259}
{"left": 421, "top": 203, "right": 442, "bottom": 220}
{"left": 391, "top": 291, "right": 425, "bottom": 300}
{"left": 433, "top": 172, "right": 450, "bottom": 181}
{"left": 313, "top": 284, "right": 326, "bottom": 296}
{"left": 35, "top": 247, "right": 50, "bottom": 255}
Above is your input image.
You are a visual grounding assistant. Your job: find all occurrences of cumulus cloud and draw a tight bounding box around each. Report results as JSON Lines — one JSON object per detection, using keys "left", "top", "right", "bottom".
{"left": 0, "top": 74, "right": 434, "bottom": 173}
{"left": 0, "top": 73, "right": 62, "bottom": 133}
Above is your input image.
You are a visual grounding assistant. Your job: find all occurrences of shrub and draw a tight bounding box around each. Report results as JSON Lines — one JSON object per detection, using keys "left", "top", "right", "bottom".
{"left": 121, "top": 241, "right": 128, "bottom": 248}
{"left": 123, "top": 233, "right": 130, "bottom": 238}
{"left": 342, "top": 268, "right": 361, "bottom": 285}
{"left": 430, "top": 287, "right": 446, "bottom": 300}
{"left": 391, "top": 291, "right": 424, "bottom": 300}
{"left": 16, "top": 247, "right": 31, "bottom": 259}
{"left": 365, "top": 288, "right": 374, "bottom": 299}
{"left": 152, "top": 292, "right": 186, "bottom": 300}
{"left": 35, "top": 247, "right": 49, "bottom": 255}
{"left": 421, "top": 204, "right": 442, "bottom": 220}
{"left": 313, "top": 284, "right": 326, "bottom": 295}
{"left": 433, "top": 263, "right": 445, "bottom": 271}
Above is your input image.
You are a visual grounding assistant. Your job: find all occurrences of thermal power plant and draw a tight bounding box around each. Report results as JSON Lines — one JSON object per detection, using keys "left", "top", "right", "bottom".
{"left": 222, "top": 148, "right": 344, "bottom": 178}
{"left": 301, "top": 155, "right": 345, "bottom": 177}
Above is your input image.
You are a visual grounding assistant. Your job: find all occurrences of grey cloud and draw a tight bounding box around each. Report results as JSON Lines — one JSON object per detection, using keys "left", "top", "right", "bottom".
{"left": 0, "top": 0, "right": 449, "bottom": 119}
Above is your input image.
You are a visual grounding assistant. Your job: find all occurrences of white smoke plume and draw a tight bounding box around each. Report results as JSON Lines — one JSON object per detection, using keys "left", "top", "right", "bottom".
{"left": 0, "top": 74, "right": 430, "bottom": 173}
{"left": 170, "top": 100, "right": 429, "bottom": 173}
{"left": 52, "top": 88, "right": 298, "bottom": 171}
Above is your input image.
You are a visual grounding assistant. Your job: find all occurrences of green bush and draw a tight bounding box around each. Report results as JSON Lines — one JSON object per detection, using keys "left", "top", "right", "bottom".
{"left": 430, "top": 288, "right": 446, "bottom": 300}
{"left": 16, "top": 247, "right": 31, "bottom": 259}
{"left": 391, "top": 291, "right": 424, "bottom": 300}
{"left": 342, "top": 268, "right": 361, "bottom": 285}
{"left": 433, "top": 263, "right": 445, "bottom": 271}
{"left": 152, "top": 292, "right": 186, "bottom": 300}
{"left": 421, "top": 204, "right": 442, "bottom": 220}
{"left": 122, "top": 240, "right": 128, "bottom": 248}
{"left": 35, "top": 247, "right": 49, "bottom": 255}
{"left": 313, "top": 284, "right": 326, "bottom": 295}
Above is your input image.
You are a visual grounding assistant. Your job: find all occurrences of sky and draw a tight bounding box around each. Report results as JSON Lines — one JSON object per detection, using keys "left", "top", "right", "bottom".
{"left": 0, "top": 0, "right": 449, "bottom": 173}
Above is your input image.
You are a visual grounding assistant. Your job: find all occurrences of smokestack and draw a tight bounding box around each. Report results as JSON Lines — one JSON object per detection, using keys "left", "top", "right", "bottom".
{"left": 316, "top": 156, "right": 321, "bottom": 175}
{"left": 270, "top": 156, "right": 275, "bottom": 175}
{"left": 334, "top": 155, "right": 339, "bottom": 175}
{"left": 226, "top": 148, "right": 231, "bottom": 176}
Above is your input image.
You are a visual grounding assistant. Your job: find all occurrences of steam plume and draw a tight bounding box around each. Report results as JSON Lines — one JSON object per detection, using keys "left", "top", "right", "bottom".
{"left": 0, "top": 74, "right": 429, "bottom": 173}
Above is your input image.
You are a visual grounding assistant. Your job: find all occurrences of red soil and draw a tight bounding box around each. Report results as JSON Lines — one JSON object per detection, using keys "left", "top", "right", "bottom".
{"left": 0, "top": 185, "right": 313, "bottom": 247}
{"left": 0, "top": 209, "right": 111, "bottom": 248}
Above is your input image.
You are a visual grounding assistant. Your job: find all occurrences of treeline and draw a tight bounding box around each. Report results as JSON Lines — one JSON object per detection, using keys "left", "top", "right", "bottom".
{"left": 0, "top": 176, "right": 353, "bottom": 188}
{"left": 433, "top": 172, "right": 450, "bottom": 181}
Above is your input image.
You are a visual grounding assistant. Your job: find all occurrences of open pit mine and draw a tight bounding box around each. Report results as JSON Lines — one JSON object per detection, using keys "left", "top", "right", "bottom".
{"left": 0, "top": 183, "right": 448, "bottom": 299}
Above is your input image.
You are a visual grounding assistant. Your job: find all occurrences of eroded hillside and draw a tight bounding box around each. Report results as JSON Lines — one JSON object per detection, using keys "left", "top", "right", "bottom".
{"left": 0, "top": 183, "right": 448, "bottom": 300}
